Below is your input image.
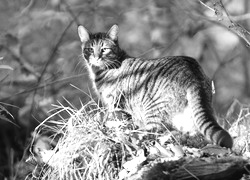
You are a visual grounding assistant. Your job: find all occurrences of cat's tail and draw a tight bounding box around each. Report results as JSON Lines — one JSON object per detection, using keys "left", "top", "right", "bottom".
{"left": 187, "top": 86, "right": 233, "bottom": 148}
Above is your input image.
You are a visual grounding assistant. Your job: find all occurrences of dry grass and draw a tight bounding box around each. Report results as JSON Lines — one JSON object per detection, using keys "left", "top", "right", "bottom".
{"left": 26, "top": 100, "right": 144, "bottom": 180}
{"left": 23, "top": 98, "right": 250, "bottom": 180}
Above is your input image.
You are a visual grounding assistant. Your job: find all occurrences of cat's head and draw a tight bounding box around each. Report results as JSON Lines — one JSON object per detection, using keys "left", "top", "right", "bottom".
{"left": 78, "top": 24, "right": 124, "bottom": 70}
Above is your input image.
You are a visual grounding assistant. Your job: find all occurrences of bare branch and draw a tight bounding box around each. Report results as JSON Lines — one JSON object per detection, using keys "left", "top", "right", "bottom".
{"left": 3, "top": 46, "right": 39, "bottom": 77}
{"left": 20, "top": 0, "right": 35, "bottom": 15}
{"left": 199, "top": 0, "right": 250, "bottom": 47}
{"left": 61, "top": 0, "right": 80, "bottom": 25}
{"left": 231, "top": 13, "right": 250, "bottom": 21}
{"left": 199, "top": 0, "right": 215, "bottom": 12}
{"left": 0, "top": 73, "right": 87, "bottom": 102}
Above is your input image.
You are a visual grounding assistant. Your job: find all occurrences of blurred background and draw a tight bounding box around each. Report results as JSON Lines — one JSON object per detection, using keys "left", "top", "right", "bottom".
{"left": 0, "top": 0, "right": 250, "bottom": 179}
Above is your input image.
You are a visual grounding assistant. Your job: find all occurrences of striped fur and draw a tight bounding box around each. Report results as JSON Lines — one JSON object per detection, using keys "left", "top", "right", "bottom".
{"left": 78, "top": 24, "right": 233, "bottom": 148}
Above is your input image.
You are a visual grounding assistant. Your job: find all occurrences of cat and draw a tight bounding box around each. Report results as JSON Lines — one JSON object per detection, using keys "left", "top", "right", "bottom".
{"left": 77, "top": 24, "right": 233, "bottom": 148}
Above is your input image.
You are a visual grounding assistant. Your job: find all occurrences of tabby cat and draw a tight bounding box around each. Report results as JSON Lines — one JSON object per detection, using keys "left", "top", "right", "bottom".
{"left": 78, "top": 24, "right": 233, "bottom": 148}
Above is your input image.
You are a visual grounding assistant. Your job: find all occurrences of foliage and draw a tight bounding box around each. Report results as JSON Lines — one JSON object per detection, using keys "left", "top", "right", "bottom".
{"left": 0, "top": 0, "right": 250, "bottom": 179}
{"left": 22, "top": 98, "right": 250, "bottom": 180}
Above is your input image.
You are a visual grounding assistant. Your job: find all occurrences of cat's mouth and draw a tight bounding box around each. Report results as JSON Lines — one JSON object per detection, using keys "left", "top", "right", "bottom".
{"left": 89, "top": 57, "right": 106, "bottom": 70}
{"left": 89, "top": 58, "right": 101, "bottom": 66}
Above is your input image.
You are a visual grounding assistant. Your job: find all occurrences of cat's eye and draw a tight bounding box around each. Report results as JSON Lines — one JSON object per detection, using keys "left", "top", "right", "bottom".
{"left": 84, "top": 48, "right": 93, "bottom": 53}
{"left": 101, "top": 48, "right": 110, "bottom": 53}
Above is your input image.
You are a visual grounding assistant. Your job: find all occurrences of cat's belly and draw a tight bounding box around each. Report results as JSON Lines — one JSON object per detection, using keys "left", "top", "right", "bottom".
{"left": 171, "top": 105, "right": 197, "bottom": 135}
{"left": 122, "top": 94, "right": 192, "bottom": 130}
{"left": 99, "top": 85, "right": 197, "bottom": 133}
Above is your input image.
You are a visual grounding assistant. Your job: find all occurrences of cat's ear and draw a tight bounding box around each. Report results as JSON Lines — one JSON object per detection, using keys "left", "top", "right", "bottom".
{"left": 107, "top": 24, "right": 119, "bottom": 41}
{"left": 78, "top": 25, "right": 90, "bottom": 43}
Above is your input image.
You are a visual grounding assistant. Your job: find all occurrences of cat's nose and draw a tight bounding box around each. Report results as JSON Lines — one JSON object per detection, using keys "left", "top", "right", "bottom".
{"left": 94, "top": 51, "right": 101, "bottom": 58}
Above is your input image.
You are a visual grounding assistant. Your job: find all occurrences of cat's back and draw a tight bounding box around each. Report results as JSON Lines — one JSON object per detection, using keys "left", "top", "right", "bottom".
{"left": 120, "top": 56, "right": 210, "bottom": 88}
{"left": 123, "top": 56, "right": 205, "bottom": 74}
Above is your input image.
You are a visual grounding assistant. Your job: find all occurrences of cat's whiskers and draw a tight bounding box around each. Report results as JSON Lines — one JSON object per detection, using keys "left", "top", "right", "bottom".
{"left": 106, "top": 59, "right": 121, "bottom": 69}
{"left": 103, "top": 61, "right": 110, "bottom": 70}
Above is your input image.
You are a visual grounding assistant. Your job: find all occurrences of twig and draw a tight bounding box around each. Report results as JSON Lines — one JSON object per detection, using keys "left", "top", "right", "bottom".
{"left": 27, "top": 8, "right": 83, "bottom": 121}
{"left": 212, "top": 53, "right": 240, "bottom": 79}
{"left": 33, "top": 11, "right": 83, "bottom": 88}
{"left": 20, "top": 0, "right": 35, "bottom": 15}
{"left": 182, "top": 166, "right": 200, "bottom": 180}
{"left": 37, "top": 20, "right": 75, "bottom": 87}
{"left": 199, "top": 0, "right": 215, "bottom": 12}
{"left": 138, "top": 26, "right": 184, "bottom": 58}
{"left": 3, "top": 46, "right": 39, "bottom": 77}
{"left": 61, "top": 0, "right": 80, "bottom": 25}
{"left": 241, "top": 0, "right": 250, "bottom": 97}
{"left": 231, "top": 13, "right": 250, "bottom": 21}
{"left": 0, "top": 73, "right": 87, "bottom": 101}
{"left": 28, "top": 18, "right": 76, "bottom": 120}
{"left": 199, "top": 0, "right": 250, "bottom": 47}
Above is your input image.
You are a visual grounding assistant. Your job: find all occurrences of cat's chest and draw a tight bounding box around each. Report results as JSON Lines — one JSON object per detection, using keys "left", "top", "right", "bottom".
{"left": 95, "top": 63, "right": 132, "bottom": 107}
{"left": 96, "top": 72, "right": 123, "bottom": 109}
{"left": 98, "top": 84, "right": 118, "bottom": 108}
